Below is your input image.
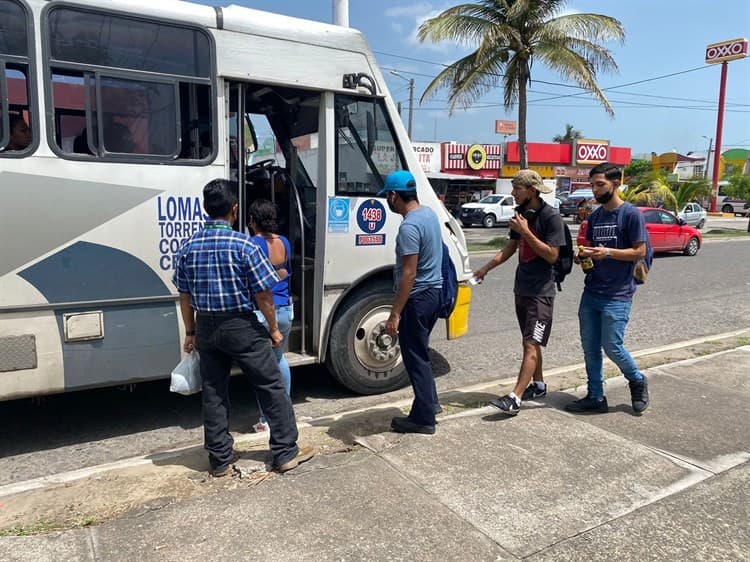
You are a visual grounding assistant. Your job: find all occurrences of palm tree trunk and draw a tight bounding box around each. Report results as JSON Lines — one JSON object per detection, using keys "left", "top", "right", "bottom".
{"left": 517, "top": 65, "right": 528, "bottom": 169}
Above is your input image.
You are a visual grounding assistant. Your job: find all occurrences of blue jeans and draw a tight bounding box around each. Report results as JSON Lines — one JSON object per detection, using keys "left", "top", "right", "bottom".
{"left": 399, "top": 288, "right": 441, "bottom": 426}
{"left": 255, "top": 304, "right": 293, "bottom": 421}
{"left": 195, "top": 311, "right": 299, "bottom": 469}
{"left": 578, "top": 292, "right": 644, "bottom": 400}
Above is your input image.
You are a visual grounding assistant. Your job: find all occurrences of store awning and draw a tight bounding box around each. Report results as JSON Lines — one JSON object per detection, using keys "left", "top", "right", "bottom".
{"left": 426, "top": 172, "right": 494, "bottom": 181}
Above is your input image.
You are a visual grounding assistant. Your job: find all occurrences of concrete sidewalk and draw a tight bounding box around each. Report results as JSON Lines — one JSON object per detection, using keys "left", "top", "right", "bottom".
{"left": 1, "top": 347, "right": 748, "bottom": 561}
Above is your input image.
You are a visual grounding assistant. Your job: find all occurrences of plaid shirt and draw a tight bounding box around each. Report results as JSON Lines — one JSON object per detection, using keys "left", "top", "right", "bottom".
{"left": 172, "top": 220, "right": 279, "bottom": 312}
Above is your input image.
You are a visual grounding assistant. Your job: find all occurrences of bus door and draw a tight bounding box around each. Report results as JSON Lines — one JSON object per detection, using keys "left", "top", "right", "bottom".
{"left": 227, "top": 82, "right": 320, "bottom": 357}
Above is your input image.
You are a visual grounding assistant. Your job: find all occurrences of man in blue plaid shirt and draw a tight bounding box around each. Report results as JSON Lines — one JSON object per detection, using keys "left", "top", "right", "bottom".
{"left": 173, "top": 179, "right": 314, "bottom": 476}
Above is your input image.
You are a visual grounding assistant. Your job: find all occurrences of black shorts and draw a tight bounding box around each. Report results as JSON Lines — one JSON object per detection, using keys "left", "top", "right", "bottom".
{"left": 515, "top": 295, "right": 554, "bottom": 346}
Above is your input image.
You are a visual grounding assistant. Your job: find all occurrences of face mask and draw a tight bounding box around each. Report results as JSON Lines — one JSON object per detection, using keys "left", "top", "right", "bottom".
{"left": 595, "top": 189, "right": 614, "bottom": 205}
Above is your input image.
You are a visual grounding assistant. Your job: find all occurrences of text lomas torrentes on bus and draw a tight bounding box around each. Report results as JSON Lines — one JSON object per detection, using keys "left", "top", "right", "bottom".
{"left": 157, "top": 196, "right": 207, "bottom": 271}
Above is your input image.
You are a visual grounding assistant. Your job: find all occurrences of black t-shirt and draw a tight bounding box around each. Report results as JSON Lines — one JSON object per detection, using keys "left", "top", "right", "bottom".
{"left": 510, "top": 201, "right": 566, "bottom": 297}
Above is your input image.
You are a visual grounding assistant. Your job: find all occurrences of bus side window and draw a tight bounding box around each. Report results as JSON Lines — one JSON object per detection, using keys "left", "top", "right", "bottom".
{"left": 45, "top": 6, "right": 214, "bottom": 163}
{"left": 334, "top": 95, "right": 406, "bottom": 196}
{"left": 0, "top": 0, "right": 34, "bottom": 157}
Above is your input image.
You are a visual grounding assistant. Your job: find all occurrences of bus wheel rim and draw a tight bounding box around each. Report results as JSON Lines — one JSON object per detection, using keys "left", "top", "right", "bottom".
{"left": 352, "top": 305, "right": 402, "bottom": 373}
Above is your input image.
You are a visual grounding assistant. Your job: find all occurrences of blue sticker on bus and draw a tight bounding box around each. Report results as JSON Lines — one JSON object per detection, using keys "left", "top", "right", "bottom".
{"left": 356, "top": 199, "right": 386, "bottom": 233}
{"left": 328, "top": 197, "right": 350, "bottom": 233}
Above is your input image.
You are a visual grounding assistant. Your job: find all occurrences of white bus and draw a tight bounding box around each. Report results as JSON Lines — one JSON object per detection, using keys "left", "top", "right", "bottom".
{"left": 0, "top": 0, "right": 473, "bottom": 401}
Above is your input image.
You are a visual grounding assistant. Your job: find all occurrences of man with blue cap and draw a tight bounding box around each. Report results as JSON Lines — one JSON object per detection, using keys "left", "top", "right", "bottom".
{"left": 379, "top": 170, "right": 443, "bottom": 434}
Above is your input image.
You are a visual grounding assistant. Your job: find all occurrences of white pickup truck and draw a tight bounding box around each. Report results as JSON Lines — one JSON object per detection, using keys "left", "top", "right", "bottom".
{"left": 458, "top": 194, "right": 516, "bottom": 228}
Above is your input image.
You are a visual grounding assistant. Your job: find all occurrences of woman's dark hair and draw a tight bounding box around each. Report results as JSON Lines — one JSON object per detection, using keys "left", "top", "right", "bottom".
{"left": 249, "top": 198, "right": 278, "bottom": 233}
{"left": 203, "top": 179, "right": 238, "bottom": 218}
{"left": 9, "top": 114, "right": 26, "bottom": 131}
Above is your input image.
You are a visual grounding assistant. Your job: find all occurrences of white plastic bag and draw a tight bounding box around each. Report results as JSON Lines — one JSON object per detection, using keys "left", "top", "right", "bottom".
{"left": 170, "top": 351, "right": 202, "bottom": 395}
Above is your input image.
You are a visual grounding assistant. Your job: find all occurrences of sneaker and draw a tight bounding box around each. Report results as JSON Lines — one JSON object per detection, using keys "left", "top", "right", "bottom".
{"left": 275, "top": 445, "right": 316, "bottom": 473}
{"left": 253, "top": 420, "right": 270, "bottom": 433}
{"left": 521, "top": 383, "right": 547, "bottom": 401}
{"left": 629, "top": 379, "right": 649, "bottom": 414}
{"left": 564, "top": 395, "right": 608, "bottom": 413}
{"left": 489, "top": 394, "right": 520, "bottom": 416}
{"left": 390, "top": 416, "right": 436, "bottom": 435}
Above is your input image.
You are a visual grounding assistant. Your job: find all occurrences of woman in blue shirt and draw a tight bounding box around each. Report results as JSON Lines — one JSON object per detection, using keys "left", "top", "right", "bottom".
{"left": 249, "top": 199, "right": 294, "bottom": 432}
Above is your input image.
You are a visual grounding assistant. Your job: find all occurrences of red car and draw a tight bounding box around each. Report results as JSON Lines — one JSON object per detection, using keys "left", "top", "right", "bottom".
{"left": 577, "top": 207, "right": 702, "bottom": 256}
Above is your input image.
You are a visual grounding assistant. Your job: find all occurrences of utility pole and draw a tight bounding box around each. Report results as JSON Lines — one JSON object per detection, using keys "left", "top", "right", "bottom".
{"left": 702, "top": 135, "right": 713, "bottom": 179}
{"left": 390, "top": 71, "right": 414, "bottom": 139}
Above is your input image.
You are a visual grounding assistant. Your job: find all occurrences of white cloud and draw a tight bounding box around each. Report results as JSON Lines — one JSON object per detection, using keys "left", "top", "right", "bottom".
{"left": 384, "top": 3, "right": 435, "bottom": 19}
{"left": 384, "top": 2, "right": 469, "bottom": 53}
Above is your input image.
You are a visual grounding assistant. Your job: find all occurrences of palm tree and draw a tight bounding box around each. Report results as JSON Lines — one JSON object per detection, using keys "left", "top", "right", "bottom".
{"left": 417, "top": 0, "right": 624, "bottom": 168}
{"left": 553, "top": 123, "right": 583, "bottom": 144}
{"left": 672, "top": 179, "right": 713, "bottom": 213}
{"left": 621, "top": 171, "right": 676, "bottom": 209}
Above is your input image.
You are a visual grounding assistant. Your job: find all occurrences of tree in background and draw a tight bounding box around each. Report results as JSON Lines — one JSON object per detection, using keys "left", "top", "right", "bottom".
{"left": 417, "top": 0, "right": 624, "bottom": 168}
{"left": 624, "top": 159, "right": 652, "bottom": 185}
{"left": 621, "top": 171, "right": 676, "bottom": 209}
{"left": 553, "top": 123, "right": 583, "bottom": 144}
{"left": 673, "top": 179, "right": 713, "bottom": 213}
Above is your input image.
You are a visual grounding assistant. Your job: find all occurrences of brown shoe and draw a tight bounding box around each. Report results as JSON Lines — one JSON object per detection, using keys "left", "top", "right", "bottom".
{"left": 275, "top": 445, "right": 315, "bottom": 473}
{"left": 209, "top": 451, "right": 241, "bottom": 477}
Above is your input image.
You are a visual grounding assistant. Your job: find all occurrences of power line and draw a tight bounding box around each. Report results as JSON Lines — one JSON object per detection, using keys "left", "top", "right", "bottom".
{"left": 378, "top": 52, "right": 749, "bottom": 106}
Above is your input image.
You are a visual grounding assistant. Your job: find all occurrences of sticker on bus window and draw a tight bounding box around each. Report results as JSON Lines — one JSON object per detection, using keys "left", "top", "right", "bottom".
{"left": 328, "top": 197, "right": 350, "bottom": 233}
{"left": 356, "top": 234, "right": 386, "bottom": 246}
{"left": 356, "top": 199, "right": 386, "bottom": 233}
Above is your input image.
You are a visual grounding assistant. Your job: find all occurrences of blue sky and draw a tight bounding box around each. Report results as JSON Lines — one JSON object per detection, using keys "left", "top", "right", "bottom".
{"left": 196, "top": 0, "right": 750, "bottom": 158}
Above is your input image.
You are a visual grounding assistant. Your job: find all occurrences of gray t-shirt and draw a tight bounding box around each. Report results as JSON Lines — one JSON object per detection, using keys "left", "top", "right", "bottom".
{"left": 510, "top": 202, "right": 566, "bottom": 297}
{"left": 394, "top": 206, "right": 443, "bottom": 295}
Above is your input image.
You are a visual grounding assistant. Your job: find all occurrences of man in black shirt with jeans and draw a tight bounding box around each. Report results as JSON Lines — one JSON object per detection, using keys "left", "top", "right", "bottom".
{"left": 474, "top": 170, "right": 566, "bottom": 415}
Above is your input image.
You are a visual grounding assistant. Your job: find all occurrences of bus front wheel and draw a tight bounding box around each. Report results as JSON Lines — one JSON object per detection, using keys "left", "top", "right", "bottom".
{"left": 326, "top": 287, "right": 409, "bottom": 395}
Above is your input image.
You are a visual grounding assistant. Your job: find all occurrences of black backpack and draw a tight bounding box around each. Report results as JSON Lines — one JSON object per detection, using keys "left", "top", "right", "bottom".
{"left": 438, "top": 242, "right": 458, "bottom": 318}
{"left": 554, "top": 222, "right": 574, "bottom": 291}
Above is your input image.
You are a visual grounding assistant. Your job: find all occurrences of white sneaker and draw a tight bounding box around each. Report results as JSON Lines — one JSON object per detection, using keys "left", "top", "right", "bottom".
{"left": 252, "top": 420, "right": 270, "bottom": 433}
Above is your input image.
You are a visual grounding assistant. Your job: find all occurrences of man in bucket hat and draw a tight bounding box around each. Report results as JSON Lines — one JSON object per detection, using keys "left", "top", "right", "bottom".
{"left": 474, "top": 169, "right": 566, "bottom": 415}
{"left": 379, "top": 170, "right": 443, "bottom": 434}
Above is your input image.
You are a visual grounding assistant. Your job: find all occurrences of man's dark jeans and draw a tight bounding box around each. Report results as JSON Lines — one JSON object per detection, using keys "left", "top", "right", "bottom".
{"left": 195, "top": 311, "right": 299, "bottom": 470}
{"left": 399, "top": 287, "right": 441, "bottom": 426}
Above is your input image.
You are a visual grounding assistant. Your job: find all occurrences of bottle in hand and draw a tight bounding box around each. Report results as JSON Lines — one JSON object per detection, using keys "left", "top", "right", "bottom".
{"left": 578, "top": 245, "right": 594, "bottom": 273}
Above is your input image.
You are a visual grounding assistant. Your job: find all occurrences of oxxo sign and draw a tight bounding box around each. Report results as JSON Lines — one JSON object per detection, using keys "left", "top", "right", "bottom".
{"left": 575, "top": 139, "right": 609, "bottom": 165}
{"left": 705, "top": 38, "right": 748, "bottom": 64}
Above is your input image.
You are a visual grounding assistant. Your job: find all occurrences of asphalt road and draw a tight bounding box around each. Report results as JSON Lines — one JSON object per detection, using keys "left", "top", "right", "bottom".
{"left": 1, "top": 234, "right": 748, "bottom": 486}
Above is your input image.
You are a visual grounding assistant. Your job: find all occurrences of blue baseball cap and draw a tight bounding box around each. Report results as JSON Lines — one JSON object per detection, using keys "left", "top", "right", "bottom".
{"left": 377, "top": 170, "right": 417, "bottom": 197}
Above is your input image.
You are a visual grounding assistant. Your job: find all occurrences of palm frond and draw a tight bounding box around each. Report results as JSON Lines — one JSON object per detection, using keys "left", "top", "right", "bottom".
{"left": 541, "top": 13, "right": 625, "bottom": 43}
{"left": 533, "top": 43, "right": 614, "bottom": 115}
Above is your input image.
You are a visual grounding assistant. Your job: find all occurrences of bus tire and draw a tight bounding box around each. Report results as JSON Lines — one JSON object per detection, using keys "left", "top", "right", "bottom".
{"left": 326, "top": 286, "right": 409, "bottom": 395}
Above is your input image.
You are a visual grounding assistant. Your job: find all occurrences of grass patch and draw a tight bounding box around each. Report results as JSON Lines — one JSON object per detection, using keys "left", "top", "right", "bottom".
{"left": 703, "top": 228, "right": 750, "bottom": 238}
{"left": 0, "top": 517, "right": 99, "bottom": 537}
{"left": 0, "top": 521, "right": 64, "bottom": 537}
{"left": 468, "top": 236, "right": 508, "bottom": 252}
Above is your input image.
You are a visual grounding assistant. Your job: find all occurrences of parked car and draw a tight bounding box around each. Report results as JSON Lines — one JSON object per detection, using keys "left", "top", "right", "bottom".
{"left": 559, "top": 189, "right": 594, "bottom": 217}
{"left": 577, "top": 207, "right": 702, "bottom": 256}
{"left": 677, "top": 202, "right": 707, "bottom": 229}
{"left": 459, "top": 194, "right": 515, "bottom": 228}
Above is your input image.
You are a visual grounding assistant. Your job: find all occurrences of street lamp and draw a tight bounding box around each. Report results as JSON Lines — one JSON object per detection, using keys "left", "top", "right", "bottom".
{"left": 702, "top": 135, "right": 713, "bottom": 180}
{"left": 390, "top": 70, "right": 414, "bottom": 140}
